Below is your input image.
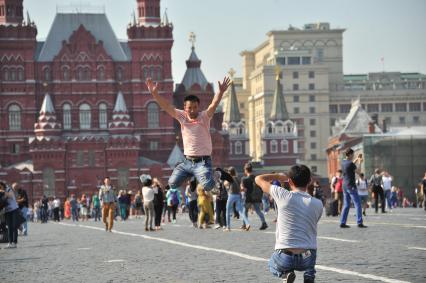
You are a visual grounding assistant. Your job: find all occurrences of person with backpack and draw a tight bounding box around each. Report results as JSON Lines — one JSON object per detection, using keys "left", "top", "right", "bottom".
{"left": 241, "top": 162, "right": 268, "bottom": 231}
{"left": 166, "top": 186, "right": 182, "bottom": 223}
{"left": 356, "top": 173, "right": 369, "bottom": 216}
{"left": 369, "top": 168, "right": 386, "bottom": 213}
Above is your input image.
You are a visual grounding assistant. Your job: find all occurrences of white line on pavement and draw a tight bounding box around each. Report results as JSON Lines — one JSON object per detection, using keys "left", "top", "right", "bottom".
{"left": 77, "top": 248, "right": 92, "bottom": 250}
{"left": 57, "top": 222, "right": 410, "bottom": 283}
{"left": 407, "top": 247, "right": 426, "bottom": 251}
{"left": 320, "top": 219, "right": 426, "bottom": 229}
{"left": 104, "top": 259, "right": 125, "bottom": 263}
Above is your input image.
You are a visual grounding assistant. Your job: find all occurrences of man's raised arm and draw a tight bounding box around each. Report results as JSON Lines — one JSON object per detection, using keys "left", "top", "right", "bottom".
{"left": 206, "top": 77, "right": 231, "bottom": 118}
{"left": 146, "top": 78, "right": 177, "bottom": 119}
{"left": 255, "top": 173, "right": 289, "bottom": 194}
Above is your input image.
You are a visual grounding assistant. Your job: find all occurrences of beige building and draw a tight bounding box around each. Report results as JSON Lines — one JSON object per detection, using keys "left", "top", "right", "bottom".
{"left": 223, "top": 22, "right": 426, "bottom": 177}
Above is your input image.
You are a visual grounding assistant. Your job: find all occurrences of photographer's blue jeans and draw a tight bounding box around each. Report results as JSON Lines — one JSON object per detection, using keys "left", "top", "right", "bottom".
{"left": 168, "top": 158, "right": 215, "bottom": 191}
{"left": 340, "top": 186, "right": 363, "bottom": 225}
{"left": 269, "top": 250, "right": 317, "bottom": 280}
{"left": 20, "top": 207, "right": 28, "bottom": 235}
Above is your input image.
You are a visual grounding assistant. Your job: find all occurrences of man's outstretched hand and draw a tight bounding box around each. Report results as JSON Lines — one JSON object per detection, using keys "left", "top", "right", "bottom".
{"left": 218, "top": 77, "right": 231, "bottom": 94}
{"left": 146, "top": 78, "right": 158, "bottom": 95}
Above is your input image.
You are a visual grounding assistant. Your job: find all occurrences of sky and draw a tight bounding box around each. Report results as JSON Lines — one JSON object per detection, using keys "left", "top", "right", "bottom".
{"left": 25, "top": 0, "right": 426, "bottom": 85}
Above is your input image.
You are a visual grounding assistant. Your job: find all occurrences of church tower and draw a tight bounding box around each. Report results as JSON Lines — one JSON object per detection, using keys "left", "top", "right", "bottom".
{"left": 0, "top": 0, "right": 24, "bottom": 25}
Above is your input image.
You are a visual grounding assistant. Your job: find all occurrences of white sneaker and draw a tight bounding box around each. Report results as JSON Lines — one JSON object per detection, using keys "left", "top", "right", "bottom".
{"left": 4, "top": 243, "right": 13, "bottom": 249}
{"left": 214, "top": 225, "right": 221, "bottom": 229}
{"left": 11, "top": 243, "right": 17, "bottom": 248}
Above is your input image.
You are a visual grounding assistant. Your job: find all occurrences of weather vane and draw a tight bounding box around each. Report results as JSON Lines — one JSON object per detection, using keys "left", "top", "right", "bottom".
{"left": 189, "top": 32, "right": 196, "bottom": 48}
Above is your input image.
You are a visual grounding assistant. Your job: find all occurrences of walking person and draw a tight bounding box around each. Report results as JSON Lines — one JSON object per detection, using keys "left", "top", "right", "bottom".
{"left": 382, "top": 171, "right": 393, "bottom": 212}
{"left": 340, "top": 149, "right": 367, "bottom": 228}
{"left": 185, "top": 178, "right": 198, "bottom": 228}
{"left": 162, "top": 185, "right": 171, "bottom": 223}
{"left": 140, "top": 175, "right": 155, "bottom": 232}
{"left": 118, "top": 191, "right": 128, "bottom": 221}
{"left": 80, "top": 194, "right": 88, "bottom": 221}
{"left": 356, "top": 173, "right": 369, "bottom": 216}
{"left": 241, "top": 162, "right": 268, "bottom": 230}
{"left": 41, "top": 195, "right": 49, "bottom": 223}
{"left": 224, "top": 167, "right": 250, "bottom": 231}
{"left": 152, "top": 178, "right": 164, "bottom": 230}
{"left": 99, "top": 177, "right": 117, "bottom": 232}
{"left": 64, "top": 197, "right": 71, "bottom": 219}
{"left": 255, "top": 166, "right": 323, "bottom": 283}
{"left": 330, "top": 170, "right": 344, "bottom": 215}
{"left": 70, "top": 195, "right": 79, "bottom": 222}
{"left": 166, "top": 186, "right": 182, "bottom": 223}
{"left": 92, "top": 193, "right": 101, "bottom": 222}
{"left": 52, "top": 196, "right": 61, "bottom": 222}
{"left": 134, "top": 190, "right": 143, "bottom": 219}
{"left": 145, "top": 77, "right": 231, "bottom": 192}
{"left": 0, "top": 182, "right": 20, "bottom": 249}
{"left": 14, "top": 183, "right": 29, "bottom": 236}
{"left": 369, "top": 169, "right": 386, "bottom": 213}
{"left": 421, "top": 172, "right": 426, "bottom": 211}
{"left": 214, "top": 172, "right": 228, "bottom": 229}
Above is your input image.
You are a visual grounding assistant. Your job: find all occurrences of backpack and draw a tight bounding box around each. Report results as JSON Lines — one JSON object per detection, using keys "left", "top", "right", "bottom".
{"left": 250, "top": 175, "right": 263, "bottom": 202}
{"left": 170, "top": 190, "right": 179, "bottom": 206}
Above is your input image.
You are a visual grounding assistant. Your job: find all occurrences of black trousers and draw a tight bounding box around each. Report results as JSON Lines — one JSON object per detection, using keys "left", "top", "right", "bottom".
{"left": 5, "top": 209, "right": 19, "bottom": 244}
{"left": 170, "top": 204, "right": 178, "bottom": 220}
{"left": 188, "top": 200, "right": 198, "bottom": 223}
{"left": 215, "top": 198, "right": 227, "bottom": 227}
{"left": 154, "top": 204, "right": 163, "bottom": 226}
{"left": 372, "top": 185, "right": 385, "bottom": 213}
{"left": 53, "top": 207, "right": 60, "bottom": 222}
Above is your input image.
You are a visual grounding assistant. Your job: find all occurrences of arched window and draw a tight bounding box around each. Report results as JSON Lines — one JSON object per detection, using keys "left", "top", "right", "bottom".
{"left": 17, "top": 68, "right": 24, "bottom": 81}
{"left": 79, "top": 103, "right": 91, "bottom": 129}
{"left": 99, "top": 103, "right": 108, "bottom": 129}
{"left": 270, "top": 140, "right": 278, "bottom": 154}
{"left": 63, "top": 104, "right": 71, "bottom": 129}
{"left": 42, "top": 167, "right": 55, "bottom": 197}
{"left": 150, "top": 66, "right": 155, "bottom": 79}
{"left": 44, "top": 67, "right": 51, "bottom": 81}
{"left": 147, "top": 102, "right": 159, "bottom": 128}
{"left": 281, "top": 140, "right": 289, "bottom": 153}
{"left": 2, "top": 68, "right": 8, "bottom": 81}
{"left": 8, "top": 104, "right": 21, "bottom": 130}
{"left": 276, "top": 122, "right": 284, "bottom": 134}
{"left": 267, "top": 123, "right": 273, "bottom": 134}
{"left": 156, "top": 67, "right": 162, "bottom": 80}
{"left": 83, "top": 67, "right": 91, "bottom": 80}
{"left": 97, "top": 66, "right": 105, "bottom": 81}
{"left": 235, "top": 141, "right": 242, "bottom": 155}
{"left": 116, "top": 67, "right": 123, "bottom": 81}
{"left": 62, "top": 67, "right": 70, "bottom": 81}
{"left": 10, "top": 68, "right": 16, "bottom": 81}
{"left": 142, "top": 67, "right": 149, "bottom": 79}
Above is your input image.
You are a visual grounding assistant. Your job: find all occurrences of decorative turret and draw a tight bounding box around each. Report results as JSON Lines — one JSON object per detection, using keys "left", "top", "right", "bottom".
{"left": 34, "top": 93, "right": 62, "bottom": 137}
{"left": 109, "top": 91, "right": 134, "bottom": 133}
{"left": 137, "top": 0, "right": 161, "bottom": 26}
{"left": 223, "top": 76, "right": 241, "bottom": 125}
{"left": 0, "top": 0, "right": 23, "bottom": 26}
{"left": 270, "top": 65, "right": 289, "bottom": 121}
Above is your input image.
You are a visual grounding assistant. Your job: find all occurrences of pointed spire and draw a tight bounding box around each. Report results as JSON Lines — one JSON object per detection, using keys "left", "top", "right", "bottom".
{"left": 132, "top": 10, "right": 137, "bottom": 26}
{"left": 180, "top": 33, "right": 209, "bottom": 90}
{"left": 40, "top": 93, "right": 55, "bottom": 114}
{"left": 26, "top": 10, "right": 31, "bottom": 26}
{"left": 224, "top": 72, "right": 241, "bottom": 124}
{"left": 163, "top": 8, "right": 169, "bottom": 25}
{"left": 113, "top": 91, "right": 128, "bottom": 113}
{"left": 167, "top": 144, "right": 184, "bottom": 168}
{"left": 270, "top": 66, "right": 289, "bottom": 121}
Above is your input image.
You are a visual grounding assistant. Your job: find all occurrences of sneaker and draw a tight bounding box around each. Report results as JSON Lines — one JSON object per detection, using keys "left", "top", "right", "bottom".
{"left": 358, "top": 223, "right": 368, "bottom": 228}
{"left": 4, "top": 243, "right": 13, "bottom": 249}
{"left": 11, "top": 243, "right": 17, "bottom": 248}
{"left": 240, "top": 225, "right": 246, "bottom": 230}
{"left": 223, "top": 227, "right": 231, "bottom": 232}
{"left": 340, "top": 224, "right": 350, "bottom": 228}
{"left": 362, "top": 211, "right": 366, "bottom": 216}
{"left": 259, "top": 223, "right": 268, "bottom": 230}
{"left": 145, "top": 227, "right": 149, "bottom": 231}
{"left": 214, "top": 225, "right": 222, "bottom": 229}
{"left": 149, "top": 227, "right": 155, "bottom": 231}
{"left": 172, "top": 219, "right": 176, "bottom": 224}
{"left": 284, "top": 271, "right": 296, "bottom": 283}
{"left": 245, "top": 225, "right": 251, "bottom": 231}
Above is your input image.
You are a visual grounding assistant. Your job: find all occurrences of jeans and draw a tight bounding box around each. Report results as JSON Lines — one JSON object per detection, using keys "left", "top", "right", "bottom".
{"left": 340, "top": 186, "right": 363, "bottom": 225}
{"left": 188, "top": 200, "right": 198, "bottom": 224}
{"left": 5, "top": 209, "right": 19, "bottom": 244}
{"left": 168, "top": 157, "right": 215, "bottom": 191}
{"left": 20, "top": 207, "right": 28, "bottom": 235}
{"left": 71, "top": 207, "right": 79, "bottom": 221}
{"left": 384, "top": 190, "right": 392, "bottom": 210}
{"left": 269, "top": 250, "right": 317, "bottom": 281}
{"left": 243, "top": 202, "right": 266, "bottom": 225}
{"left": 93, "top": 206, "right": 101, "bottom": 221}
{"left": 215, "top": 198, "right": 227, "bottom": 227}
{"left": 119, "top": 203, "right": 127, "bottom": 220}
{"left": 262, "top": 194, "right": 270, "bottom": 213}
{"left": 226, "top": 194, "right": 250, "bottom": 229}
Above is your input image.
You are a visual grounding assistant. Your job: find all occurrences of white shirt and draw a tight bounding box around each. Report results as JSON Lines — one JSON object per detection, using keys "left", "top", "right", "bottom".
{"left": 357, "top": 178, "right": 368, "bottom": 196}
{"left": 269, "top": 185, "right": 323, "bottom": 250}
{"left": 142, "top": 186, "right": 154, "bottom": 202}
{"left": 382, "top": 176, "right": 393, "bottom": 191}
{"left": 53, "top": 199, "right": 61, "bottom": 208}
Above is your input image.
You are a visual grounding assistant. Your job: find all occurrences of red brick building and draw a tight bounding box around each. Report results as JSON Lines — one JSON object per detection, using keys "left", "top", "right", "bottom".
{"left": 0, "top": 0, "right": 228, "bottom": 203}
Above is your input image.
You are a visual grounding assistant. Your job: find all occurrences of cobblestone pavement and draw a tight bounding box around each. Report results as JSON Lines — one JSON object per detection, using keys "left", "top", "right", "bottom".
{"left": 1, "top": 208, "right": 425, "bottom": 283}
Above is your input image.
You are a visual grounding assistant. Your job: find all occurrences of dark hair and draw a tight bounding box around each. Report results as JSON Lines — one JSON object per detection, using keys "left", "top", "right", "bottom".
{"left": 0, "top": 181, "right": 7, "bottom": 190}
{"left": 288, "top": 165, "right": 311, "bottom": 188}
{"left": 184, "top": 95, "right": 200, "bottom": 104}
{"left": 337, "top": 169, "right": 342, "bottom": 174}
{"left": 143, "top": 179, "right": 153, "bottom": 187}
{"left": 345, "top": 148, "right": 354, "bottom": 157}
{"left": 228, "top": 167, "right": 236, "bottom": 177}
{"left": 244, "top": 162, "right": 253, "bottom": 173}
{"left": 104, "top": 176, "right": 110, "bottom": 180}
{"left": 360, "top": 173, "right": 364, "bottom": 178}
